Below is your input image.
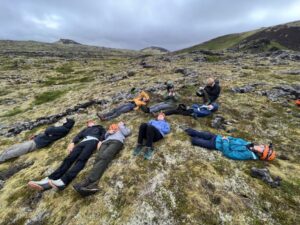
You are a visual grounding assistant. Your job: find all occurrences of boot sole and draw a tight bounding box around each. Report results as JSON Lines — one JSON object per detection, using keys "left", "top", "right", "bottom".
{"left": 28, "top": 181, "right": 44, "bottom": 191}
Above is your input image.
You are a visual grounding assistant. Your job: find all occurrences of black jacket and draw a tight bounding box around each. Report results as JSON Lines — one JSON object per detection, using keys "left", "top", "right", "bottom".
{"left": 34, "top": 118, "right": 75, "bottom": 148}
{"left": 72, "top": 125, "right": 106, "bottom": 144}
{"left": 204, "top": 81, "right": 221, "bottom": 103}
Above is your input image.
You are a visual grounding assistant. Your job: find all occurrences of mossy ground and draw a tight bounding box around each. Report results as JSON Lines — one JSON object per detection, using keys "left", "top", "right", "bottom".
{"left": 0, "top": 48, "right": 299, "bottom": 225}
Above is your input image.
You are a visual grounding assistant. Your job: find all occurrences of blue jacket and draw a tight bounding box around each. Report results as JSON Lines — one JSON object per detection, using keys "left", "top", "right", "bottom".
{"left": 148, "top": 120, "right": 170, "bottom": 136}
{"left": 215, "top": 135, "right": 258, "bottom": 160}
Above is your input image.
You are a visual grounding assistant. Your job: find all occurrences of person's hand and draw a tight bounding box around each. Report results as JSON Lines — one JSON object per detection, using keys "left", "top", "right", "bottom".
{"left": 97, "top": 141, "right": 102, "bottom": 150}
{"left": 29, "top": 135, "right": 35, "bottom": 140}
{"left": 208, "top": 105, "right": 214, "bottom": 110}
{"left": 118, "top": 121, "right": 124, "bottom": 127}
{"left": 67, "top": 143, "right": 75, "bottom": 154}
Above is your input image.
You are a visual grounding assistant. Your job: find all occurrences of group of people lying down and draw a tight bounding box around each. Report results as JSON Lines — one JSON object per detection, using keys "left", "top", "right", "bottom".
{"left": 0, "top": 78, "right": 276, "bottom": 197}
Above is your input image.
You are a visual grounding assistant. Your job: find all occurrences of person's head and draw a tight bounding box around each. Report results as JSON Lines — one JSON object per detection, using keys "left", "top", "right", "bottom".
{"left": 142, "top": 97, "right": 149, "bottom": 102}
{"left": 206, "top": 78, "right": 215, "bottom": 87}
{"left": 166, "top": 81, "right": 174, "bottom": 92}
{"left": 63, "top": 118, "right": 75, "bottom": 129}
{"left": 87, "top": 120, "right": 96, "bottom": 127}
{"left": 250, "top": 144, "right": 276, "bottom": 161}
{"left": 108, "top": 123, "right": 119, "bottom": 133}
{"left": 157, "top": 112, "right": 166, "bottom": 121}
{"left": 209, "top": 103, "right": 219, "bottom": 112}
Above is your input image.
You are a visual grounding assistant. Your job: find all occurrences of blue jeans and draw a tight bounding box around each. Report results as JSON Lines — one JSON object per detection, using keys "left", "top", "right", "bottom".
{"left": 185, "top": 128, "right": 217, "bottom": 150}
{"left": 103, "top": 103, "right": 135, "bottom": 120}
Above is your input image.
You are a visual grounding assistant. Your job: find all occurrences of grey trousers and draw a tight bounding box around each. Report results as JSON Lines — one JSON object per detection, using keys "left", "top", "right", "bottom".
{"left": 0, "top": 140, "right": 37, "bottom": 163}
{"left": 149, "top": 102, "right": 176, "bottom": 113}
{"left": 87, "top": 140, "right": 123, "bottom": 183}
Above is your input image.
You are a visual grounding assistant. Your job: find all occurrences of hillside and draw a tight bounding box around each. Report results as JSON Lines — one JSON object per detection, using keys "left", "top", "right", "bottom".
{"left": 0, "top": 36, "right": 299, "bottom": 225}
{"left": 0, "top": 40, "right": 140, "bottom": 58}
{"left": 140, "top": 46, "right": 169, "bottom": 54}
{"left": 178, "top": 20, "right": 300, "bottom": 53}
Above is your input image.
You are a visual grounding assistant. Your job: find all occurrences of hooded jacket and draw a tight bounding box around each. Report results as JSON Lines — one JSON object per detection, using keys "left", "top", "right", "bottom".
{"left": 131, "top": 91, "right": 150, "bottom": 109}
{"left": 215, "top": 135, "right": 258, "bottom": 160}
{"left": 104, "top": 124, "right": 131, "bottom": 143}
{"left": 148, "top": 119, "right": 171, "bottom": 137}
{"left": 34, "top": 118, "right": 75, "bottom": 148}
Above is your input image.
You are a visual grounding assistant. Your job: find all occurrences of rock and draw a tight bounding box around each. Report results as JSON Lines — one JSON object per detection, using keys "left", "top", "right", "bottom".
{"left": 211, "top": 116, "right": 226, "bottom": 129}
{"left": 0, "top": 161, "right": 34, "bottom": 181}
{"left": 263, "top": 85, "right": 300, "bottom": 101}
{"left": 280, "top": 70, "right": 300, "bottom": 75}
{"left": 174, "top": 68, "right": 198, "bottom": 77}
{"left": 25, "top": 211, "right": 51, "bottom": 225}
{"left": 231, "top": 83, "right": 266, "bottom": 93}
{"left": 1, "top": 99, "right": 108, "bottom": 137}
{"left": 0, "top": 180, "right": 5, "bottom": 190}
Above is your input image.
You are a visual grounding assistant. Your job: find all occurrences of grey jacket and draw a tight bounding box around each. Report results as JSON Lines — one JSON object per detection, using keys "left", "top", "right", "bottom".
{"left": 103, "top": 124, "right": 131, "bottom": 143}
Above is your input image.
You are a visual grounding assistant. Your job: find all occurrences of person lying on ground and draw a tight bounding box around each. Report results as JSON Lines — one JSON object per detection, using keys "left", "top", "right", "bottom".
{"left": 185, "top": 128, "right": 276, "bottom": 161}
{"left": 164, "top": 102, "right": 219, "bottom": 118}
{"left": 141, "top": 81, "right": 180, "bottom": 114}
{"left": 0, "top": 118, "right": 75, "bottom": 164}
{"left": 196, "top": 78, "right": 221, "bottom": 104}
{"left": 72, "top": 122, "right": 131, "bottom": 196}
{"left": 97, "top": 90, "right": 150, "bottom": 121}
{"left": 133, "top": 112, "right": 171, "bottom": 160}
{"left": 28, "top": 120, "right": 106, "bottom": 191}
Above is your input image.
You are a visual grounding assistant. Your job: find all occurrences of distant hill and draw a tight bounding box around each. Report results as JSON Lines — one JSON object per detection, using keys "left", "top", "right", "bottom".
{"left": 0, "top": 40, "right": 139, "bottom": 58}
{"left": 140, "top": 46, "right": 169, "bottom": 54}
{"left": 178, "top": 20, "right": 300, "bottom": 53}
{"left": 55, "top": 39, "right": 81, "bottom": 45}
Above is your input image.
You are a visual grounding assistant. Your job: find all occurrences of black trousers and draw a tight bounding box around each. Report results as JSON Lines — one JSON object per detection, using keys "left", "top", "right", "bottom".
{"left": 49, "top": 140, "right": 98, "bottom": 185}
{"left": 87, "top": 140, "right": 123, "bottom": 183}
{"left": 138, "top": 123, "right": 163, "bottom": 147}
{"left": 164, "top": 108, "right": 193, "bottom": 116}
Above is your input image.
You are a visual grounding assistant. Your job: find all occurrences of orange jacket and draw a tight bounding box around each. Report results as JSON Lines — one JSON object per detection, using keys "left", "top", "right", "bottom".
{"left": 131, "top": 91, "right": 150, "bottom": 110}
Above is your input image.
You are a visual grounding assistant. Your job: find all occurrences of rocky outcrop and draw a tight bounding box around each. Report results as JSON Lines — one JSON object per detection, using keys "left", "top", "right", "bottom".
{"left": 261, "top": 85, "right": 300, "bottom": 101}
{"left": 0, "top": 100, "right": 108, "bottom": 137}
{"left": 55, "top": 39, "right": 81, "bottom": 45}
{"left": 231, "top": 83, "right": 266, "bottom": 93}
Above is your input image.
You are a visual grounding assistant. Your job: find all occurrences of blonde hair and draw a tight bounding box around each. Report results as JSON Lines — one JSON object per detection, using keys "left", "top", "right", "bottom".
{"left": 206, "top": 78, "right": 215, "bottom": 85}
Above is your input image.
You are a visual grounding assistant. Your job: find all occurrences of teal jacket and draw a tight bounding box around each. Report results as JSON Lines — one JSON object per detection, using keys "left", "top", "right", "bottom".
{"left": 215, "top": 135, "right": 258, "bottom": 160}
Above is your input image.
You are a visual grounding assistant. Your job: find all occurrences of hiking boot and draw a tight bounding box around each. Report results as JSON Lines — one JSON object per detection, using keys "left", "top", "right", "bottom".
{"left": 140, "top": 105, "right": 150, "bottom": 113}
{"left": 251, "top": 167, "right": 281, "bottom": 188}
{"left": 75, "top": 182, "right": 99, "bottom": 197}
{"left": 49, "top": 179, "right": 66, "bottom": 190}
{"left": 97, "top": 113, "right": 106, "bottom": 121}
{"left": 133, "top": 144, "right": 144, "bottom": 156}
{"left": 28, "top": 177, "right": 52, "bottom": 191}
{"left": 144, "top": 147, "right": 154, "bottom": 160}
{"left": 73, "top": 178, "right": 92, "bottom": 190}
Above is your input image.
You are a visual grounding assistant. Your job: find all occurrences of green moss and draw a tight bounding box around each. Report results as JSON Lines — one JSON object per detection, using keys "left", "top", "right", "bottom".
{"left": 0, "top": 107, "right": 25, "bottom": 117}
{"left": 205, "top": 55, "right": 223, "bottom": 62}
{"left": 56, "top": 64, "right": 74, "bottom": 74}
{"left": 33, "top": 89, "right": 67, "bottom": 105}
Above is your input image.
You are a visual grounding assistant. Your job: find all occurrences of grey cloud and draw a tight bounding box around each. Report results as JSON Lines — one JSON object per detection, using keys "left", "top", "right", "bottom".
{"left": 0, "top": 0, "right": 299, "bottom": 50}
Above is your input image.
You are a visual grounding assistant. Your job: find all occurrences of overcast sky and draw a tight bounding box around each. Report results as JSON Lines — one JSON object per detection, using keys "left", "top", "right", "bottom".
{"left": 1, "top": 0, "right": 300, "bottom": 50}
